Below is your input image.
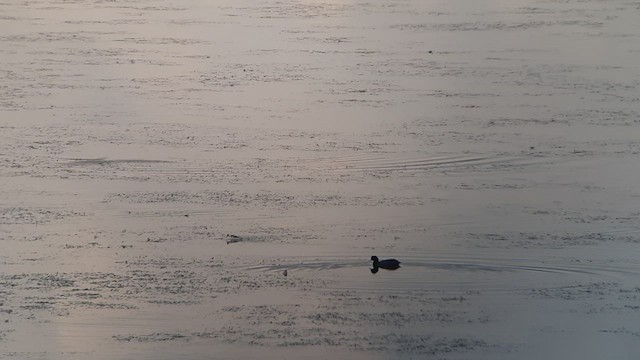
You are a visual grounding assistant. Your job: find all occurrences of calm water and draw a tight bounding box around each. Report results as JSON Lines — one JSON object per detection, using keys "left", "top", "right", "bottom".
{"left": 2, "top": 0, "right": 640, "bottom": 358}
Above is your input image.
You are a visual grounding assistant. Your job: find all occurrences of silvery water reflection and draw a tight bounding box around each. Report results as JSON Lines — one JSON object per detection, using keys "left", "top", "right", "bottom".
{"left": 2, "top": 0, "right": 640, "bottom": 359}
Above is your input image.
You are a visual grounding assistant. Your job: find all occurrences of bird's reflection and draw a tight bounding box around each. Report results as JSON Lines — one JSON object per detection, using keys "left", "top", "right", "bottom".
{"left": 370, "top": 255, "right": 400, "bottom": 274}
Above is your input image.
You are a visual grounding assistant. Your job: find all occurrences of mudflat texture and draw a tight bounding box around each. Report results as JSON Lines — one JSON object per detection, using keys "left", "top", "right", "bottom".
{"left": 2, "top": 0, "right": 640, "bottom": 359}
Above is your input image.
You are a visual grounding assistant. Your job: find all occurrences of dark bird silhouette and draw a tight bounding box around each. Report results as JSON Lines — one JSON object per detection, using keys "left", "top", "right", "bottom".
{"left": 370, "top": 256, "right": 400, "bottom": 273}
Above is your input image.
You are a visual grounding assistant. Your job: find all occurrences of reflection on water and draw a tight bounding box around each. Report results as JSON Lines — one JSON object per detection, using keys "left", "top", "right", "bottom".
{"left": 3, "top": 0, "right": 640, "bottom": 358}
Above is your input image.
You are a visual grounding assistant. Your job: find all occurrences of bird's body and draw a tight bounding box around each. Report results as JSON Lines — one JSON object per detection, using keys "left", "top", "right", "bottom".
{"left": 371, "top": 256, "right": 401, "bottom": 270}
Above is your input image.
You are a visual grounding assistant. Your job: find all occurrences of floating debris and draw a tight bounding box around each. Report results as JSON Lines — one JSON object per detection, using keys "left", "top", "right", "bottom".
{"left": 226, "top": 234, "right": 242, "bottom": 244}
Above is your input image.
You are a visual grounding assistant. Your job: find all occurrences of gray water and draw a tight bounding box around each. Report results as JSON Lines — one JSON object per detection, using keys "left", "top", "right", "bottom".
{"left": 2, "top": 0, "right": 640, "bottom": 359}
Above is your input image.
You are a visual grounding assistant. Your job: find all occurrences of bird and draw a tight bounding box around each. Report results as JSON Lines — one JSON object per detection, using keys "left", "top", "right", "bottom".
{"left": 370, "top": 256, "right": 401, "bottom": 270}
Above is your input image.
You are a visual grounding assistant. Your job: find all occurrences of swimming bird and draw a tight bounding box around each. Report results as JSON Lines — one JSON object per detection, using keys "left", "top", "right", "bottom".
{"left": 371, "top": 256, "right": 401, "bottom": 270}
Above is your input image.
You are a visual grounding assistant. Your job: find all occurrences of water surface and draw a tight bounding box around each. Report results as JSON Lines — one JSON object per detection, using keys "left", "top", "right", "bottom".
{"left": 2, "top": 0, "right": 640, "bottom": 358}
